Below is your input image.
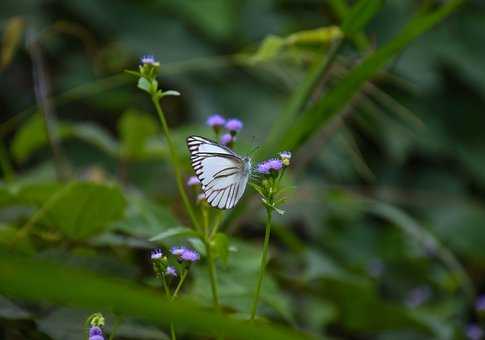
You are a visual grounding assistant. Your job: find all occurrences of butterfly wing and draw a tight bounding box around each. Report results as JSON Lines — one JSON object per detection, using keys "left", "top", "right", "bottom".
{"left": 187, "top": 136, "right": 248, "bottom": 209}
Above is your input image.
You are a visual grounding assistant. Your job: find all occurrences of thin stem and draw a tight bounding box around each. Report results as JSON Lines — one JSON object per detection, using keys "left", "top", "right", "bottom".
{"left": 160, "top": 274, "right": 171, "bottom": 297}
{"left": 170, "top": 323, "right": 176, "bottom": 340}
{"left": 205, "top": 238, "right": 220, "bottom": 310}
{"left": 171, "top": 269, "right": 189, "bottom": 300}
{"left": 250, "top": 207, "right": 273, "bottom": 320}
{"left": 151, "top": 96, "right": 200, "bottom": 231}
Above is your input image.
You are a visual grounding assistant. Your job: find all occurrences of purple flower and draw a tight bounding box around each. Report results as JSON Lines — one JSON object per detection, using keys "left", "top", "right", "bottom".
{"left": 151, "top": 248, "right": 163, "bottom": 260}
{"left": 207, "top": 114, "right": 226, "bottom": 128}
{"left": 225, "top": 119, "right": 243, "bottom": 134}
{"left": 220, "top": 133, "right": 233, "bottom": 146}
{"left": 166, "top": 266, "right": 177, "bottom": 277}
{"left": 257, "top": 159, "right": 283, "bottom": 174}
{"left": 187, "top": 176, "right": 200, "bottom": 186}
{"left": 89, "top": 326, "right": 104, "bottom": 340}
{"left": 141, "top": 55, "right": 156, "bottom": 65}
{"left": 181, "top": 248, "right": 200, "bottom": 262}
{"left": 476, "top": 295, "right": 485, "bottom": 311}
{"left": 171, "top": 246, "right": 187, "bottom": 256}
{"left": 467, "top": 324, "right": 483, "bottom": 340}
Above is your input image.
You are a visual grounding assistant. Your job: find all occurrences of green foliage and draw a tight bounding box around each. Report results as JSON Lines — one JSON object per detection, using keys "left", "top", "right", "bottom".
{"left": 0, "top": 0, "right": 478, "bottom": 339}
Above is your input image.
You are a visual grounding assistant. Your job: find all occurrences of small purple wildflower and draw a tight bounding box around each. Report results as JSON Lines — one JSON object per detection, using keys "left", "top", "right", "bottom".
{"left": 180, "top": 248, "right": 200, "bottom": 262}
{"left": 467, "top": 324, "right": 483, "bottom": 340}
{"left": 207, "top": 114, "right": 226, "bottom": 128}
{"left": 166, "top": 266, "right": 177, "bottom": 277}
{"left": 225, "top": 119, "right": 243, "bottom": 134}
{"left": 141, "top": 55, "right": 156, "bottom": 65}
{"left": 151, "top": 248, "right": 163, "bottom": 260}
{"left": 220, "top": 133, "right": 233, "bottom": 146}
{"left": 89, "top": 326, "right": 104, "bottom": 340}
{"left": 187, "top": 176, "right": 200, "bottom": 186}
{"left": 171, "top": 246, "right": 187, "bottom": 257}
{"left": 476, "top": 295, "right": 485, "bottom": 312}
{"left": 257, "top": 159, "right": 283, "bottom": 174}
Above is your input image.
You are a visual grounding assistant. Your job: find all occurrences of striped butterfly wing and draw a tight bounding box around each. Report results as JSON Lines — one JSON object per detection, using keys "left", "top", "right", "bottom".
{"left": 187, "top": 136, "right": 248, "bottom": 209}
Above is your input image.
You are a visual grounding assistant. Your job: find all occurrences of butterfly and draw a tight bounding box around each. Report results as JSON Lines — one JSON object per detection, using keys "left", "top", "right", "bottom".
{"left": 187, "top": 135, "right": 252, "bottom": 209}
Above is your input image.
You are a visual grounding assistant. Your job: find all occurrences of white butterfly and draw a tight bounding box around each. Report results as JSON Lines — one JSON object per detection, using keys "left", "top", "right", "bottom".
{"left": 187, "top": 136, "right": 252, "bottom": 209}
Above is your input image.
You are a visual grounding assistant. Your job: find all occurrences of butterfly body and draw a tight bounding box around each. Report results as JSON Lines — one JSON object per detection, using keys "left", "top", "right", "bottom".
{"left": 187, "top": 136, "right": 251, "bottom": 209}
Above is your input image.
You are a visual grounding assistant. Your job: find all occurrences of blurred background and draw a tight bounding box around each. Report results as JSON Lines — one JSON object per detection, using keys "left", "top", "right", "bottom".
{"left": 1, "top": 0, "right": 485, "bottom": 339}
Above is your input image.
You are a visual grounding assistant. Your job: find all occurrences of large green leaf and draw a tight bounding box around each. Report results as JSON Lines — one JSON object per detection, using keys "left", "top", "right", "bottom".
{"left": 0, "top": 252, "right": 312, "bottom": 340}
{"left": 38, "top": 181, "right": 126, "bottom": 239}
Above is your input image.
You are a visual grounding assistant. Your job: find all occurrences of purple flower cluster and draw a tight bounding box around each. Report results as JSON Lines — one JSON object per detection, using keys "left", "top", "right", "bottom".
{"left": 171, "top": 246, "right": 200, "bottom": 262}
{"left": 257, "top": 159, "right": 283, "bottom": 174}
{"left": 89, "top": 326, "right": 104, "bottom": 340}
{"left": 206, "top": 114, "right": 243, "bottom": 146}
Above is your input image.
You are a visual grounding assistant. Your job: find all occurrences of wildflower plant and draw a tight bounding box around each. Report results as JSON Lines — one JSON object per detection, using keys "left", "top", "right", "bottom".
{"left": 150, "top": 247, "right": 200, "bottom": 339}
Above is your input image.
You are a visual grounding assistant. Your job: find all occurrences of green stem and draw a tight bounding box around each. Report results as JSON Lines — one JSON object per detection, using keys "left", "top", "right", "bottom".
{"left": 150, "top": 96, "right": 200, "bottom": 231}
{"left": 170, "top": 323, "right": 176, "bottom": 340}
{"left": 160, "top": 274, "right": 171, "bottom": 297}
{"left": 171, "top": 269, "right": 189, "bottom": 300}
{"left": 250, "top": 207, "right": 273, "bottom": 320}
{"left": 205, "top": 237, "right": 220, "bottom": 310}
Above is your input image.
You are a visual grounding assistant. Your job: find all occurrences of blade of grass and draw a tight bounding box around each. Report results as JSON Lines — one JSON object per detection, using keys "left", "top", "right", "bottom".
{"left": 268, "top": 0, "right": 463, "bottom": 154}
{"left": 0, "top": 251, "right": 313, "bottom": 340}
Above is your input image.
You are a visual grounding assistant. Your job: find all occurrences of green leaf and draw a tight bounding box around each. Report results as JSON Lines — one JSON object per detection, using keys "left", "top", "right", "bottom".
{"left": 11, "top": 114, "right": 72, "bottom": 162}
{"left": 114, "top": 194, "right": 181, "bottom": 238}
{"left": 118, "top": 109, "right": 158, "bottom": 160}
{"left": 0, "top": 252, "right": 311, "bottom": 340}
{"left": 342, "top": 0, "right": 385, "bottom": 35}
{"left": 149, "top": 226, "right": 198, "bottom": 242}
{"left": 137, "top": 77, "right": 151, "bottom": 93}
{"left": 39, "top": 181, "right": 126, "bottom": 239}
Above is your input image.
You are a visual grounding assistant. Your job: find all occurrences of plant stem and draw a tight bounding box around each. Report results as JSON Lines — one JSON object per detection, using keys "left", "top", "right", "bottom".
{"left": 150, "top": 96, "right": 200, "bottom": 231}
{"left": 250, "top": 207, "right": 273, "bottom": 320}
{"left": 205, "top": 237, "right": 220, "bottom": 310}
{"left": 171, "top": 269, "right": 189, "bottom": 300}
{"left": 170, "top": 323, "right": 176, "bottom": 340}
